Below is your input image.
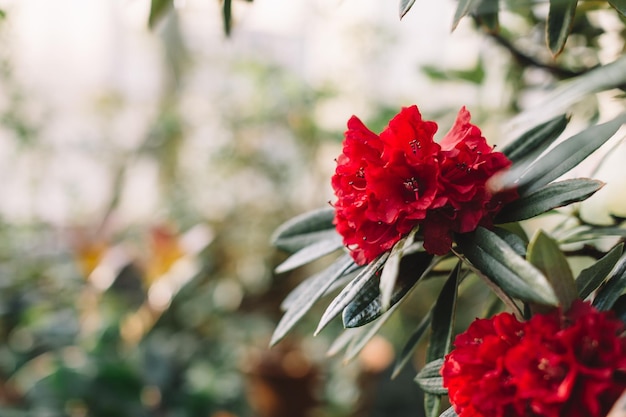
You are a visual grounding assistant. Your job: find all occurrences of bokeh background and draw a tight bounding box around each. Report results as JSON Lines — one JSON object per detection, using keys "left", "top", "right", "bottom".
{"left": 0, "top": 0, "right": 624, "bottom": 416}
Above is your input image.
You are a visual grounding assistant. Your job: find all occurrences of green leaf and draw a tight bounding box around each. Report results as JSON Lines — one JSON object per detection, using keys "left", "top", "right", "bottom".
{"left": 451, "top": 0, "right": 499, "bottom": 31}
{"left": 271, "top": 207, "right": 335, "bottom": 248}
{"left": 274, "top": 234, "right": 344, "bottom": 274}
{"left": 456, "top": 227, "right": 558, "bottom": 305}
{"left": 592, "top": 254, "right": 626, "bottom": 310}
{"left": 343, "top": 251, "right": 433, "bottom": 328}
{"left": 511, "top": 58, "right": 626, "bottom": 128}
{"left": 315, "top": 253, "right": 389, "bottom": 335}
{"left": 380, "top": 228, "right": 418, "bottom": 310}
{"left": 475, "top": 0, "right": 500, "bottom": 32}
{"left": 415, "top": 359, "right": 447, "bottom": 395}
{"left": 273, "top": 229, "right": 339, "bottom": 253}
{"left": 424, "top": 262, "right": 461, "bottom": 417}
{"left": 270, "top": 256, "right": 355, "bottom": 346}
{"left": 492, "top": 227, "right": 527, "bottom": 257}
{"left": 343, "top": 301, "right": 402, "bottom": 363}
{"left": 223, "top": 0, "right": 232, "bottom": 36}
{"left": 421, "top": 60, "right": 485, "bottom": 85}
{"left": 428, "top": 262, "right": 460, "bottom": 360}
{"left": 517, "top": 115, "right": 625, "bottom": 196}
{"left": 576, "top": 243, "right": 623, "bottom": 300}
{"left": 495, "top": 179, "right": 604, "bottom": 223}
{"left": 399, "top": 0, "right": 416, "bottom": 19}
{"left": 380, "top": 236, "right": 407, "bottom": 311}
{"left": 148, "top": 0, "right": 172, "bottom": 28}
{"left": 280, "top": 261, "right": 359, "bottom": 311}
{"left": 500, "top": 114, "right": 569, "bottom": 164}
{"left": 610, "top": 294, "right": 626, "bottom": 323}
{"left": 608, "top": 0, "right": 626, "bottom": 16}
{"left": 341, "top": 275, "right": 381, "bottom": 328}
{"left": 559, "top": 226, "right": 626, "bottom": 244}
{"left": 451, "top": 0, "right": 477, "bottom": 30}
{"left": 527, "top": 231, "right": 577, "bottom": 309}
{"left": 393, "top": 310, "right": 433, "bottom": 379}
{"left": 497, "top": 222, "right": 529, "bottom": 244}
{"left": 547, "top": 0, "right": 578, "bottom": 56}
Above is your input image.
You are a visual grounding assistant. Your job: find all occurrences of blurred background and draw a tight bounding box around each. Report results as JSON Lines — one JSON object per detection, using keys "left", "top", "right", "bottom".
{"left": 0, "top": 0, "right": 624, "bottom": 416}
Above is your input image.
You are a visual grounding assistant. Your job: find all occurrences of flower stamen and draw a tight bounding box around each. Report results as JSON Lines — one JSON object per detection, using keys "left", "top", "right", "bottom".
{"left": 409, "top": 139, "right": 422, "bottom": 154}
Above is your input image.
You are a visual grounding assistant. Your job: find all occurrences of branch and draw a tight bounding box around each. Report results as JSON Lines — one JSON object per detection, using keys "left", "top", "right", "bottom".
{"left": 486, "top": 31, "right": 585, "bottom": 80}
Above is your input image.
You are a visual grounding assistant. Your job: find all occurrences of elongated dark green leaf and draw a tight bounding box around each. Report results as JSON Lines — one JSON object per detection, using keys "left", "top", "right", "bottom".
{"left": 274, "top": 229, "right": 339, "bottom": 253}
{"left": 343, "top": 251, "right": 434, "bottom": 328}
{"left": 342, "top": 275, "right": 381, "bottom": 328}
{"left": 428, "top": 263, "right": 460, "bottom": 360}
{"left": 547, "top": 0, "right": 578, "bottom": 56}
{"left": 148, "top": 0, "right": 172, "bottom": 28}
{"left": 343, "top": 301, "right": 402, "bottom": 363}
{"left": 559, "top": 226, "right": 626, "bottom": 244}
{"left": 518, "top": 115, "right": 625, "bottom": 196}
{"left": 452, "top": 0, "right": 499, "bottom": 31}
{"left": 223, "top": 0, "right": 232, "bottom": 35}
{"left": 399, "top": 0, "right": 416, "bottom": 18}
{"left": 271, "top": 207, "right": 335, "bottom": 247}
{"left": 440, "top": 407, "right": 459, "bottom": 417}
{"left": 511, "top": 58, "right": 626, "bottom": 129}
{"left": 593, "top": 254, "right": 626, "bottom": 310}
{"left": 380, "top": 232, "right": 413, "bottom": 310}
{"left": 393, "top": 310, "right": 433, "bottom": 379}
{"left": 492, "top": 227, "right": 527, "bottom": 257}
{"left": 451, "top": 0, "right": 476, "bottom": 30}
{"left": 274, "top": 234, "right": 344, "bottom": 274}
{"left": 280, "top": 255, "right": 357, "bottom": 311}
{"left": 415, "top": 359, "right": 447, "bottom": 395}
{"left": 424, "top": 262, "right": 460, "bottom": 417}
{"left": 611, "top": 294, "right": 626, "bottom": 324}
{"left": 501, "top": 114, "right": 568, "bottom": 163}
{"left": 315, "top": 253, "right": 389, "bottom": 335}
{"left": 336, "top": 254, "right": 437, "bottom": 362}
{"left": 528, "top": 231, "right": 577, "bottom": 308}
{"left": 608, "top": 0, "right": 626, "bottom": 15}
{"left": 576, "top": 243, "right": 623, "bottom": 300}
{"left": 271, "top": 256, "right": 354, "bottom": 346}
{"left": 475, "top": 0, "right": 499, "bottom": 32}
{"left": 496, "top": 179, "right": 604, "bottom": 223}
{"left": 456, "top": 228, "right": 558, "bottom": 305}
{"left": 498, "top": 222, "right": 529, "bottom": 243}
{"left": 459, "top": 257, "right": 524, "bottom": 319}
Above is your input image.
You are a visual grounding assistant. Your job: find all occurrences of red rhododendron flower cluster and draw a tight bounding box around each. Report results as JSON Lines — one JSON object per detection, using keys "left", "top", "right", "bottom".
{"left": 332, "top": 105, "right": 513, "bottom": 265}
{"left": 441, "top": 300, "right": 626, "bottom": 417}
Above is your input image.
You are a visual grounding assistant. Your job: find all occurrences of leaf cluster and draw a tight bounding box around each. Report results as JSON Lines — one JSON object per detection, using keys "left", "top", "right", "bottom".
{"left": 270, "top": 111, "right": 626, "bottom": 416}
{"left": 402, "top": 0, "right": 626, "bottom": 57}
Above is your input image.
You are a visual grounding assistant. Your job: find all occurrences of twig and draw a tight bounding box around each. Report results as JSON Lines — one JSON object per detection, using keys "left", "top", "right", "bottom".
{"left": 486, "top": 31, "right": 585, "bottom": 79}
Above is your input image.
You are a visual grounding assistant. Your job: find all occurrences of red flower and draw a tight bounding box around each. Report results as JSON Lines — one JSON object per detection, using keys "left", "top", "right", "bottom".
{"left": 332, "top": 105, "right": 513, "bottom": 265}
{"left": 332, "top": 106, "right": 440, "bottom": 265}
{"left": 422, "top": 107, "right": 514, "bottom": 255}
{"left": 441, "top": 301, "right": 626, "bottom": 417}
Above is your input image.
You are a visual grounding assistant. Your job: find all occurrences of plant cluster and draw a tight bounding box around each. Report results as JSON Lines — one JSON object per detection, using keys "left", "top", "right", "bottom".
{"left": 270, "top": 2, "right": 626, "bottom": 416}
